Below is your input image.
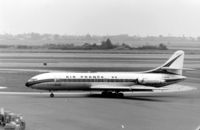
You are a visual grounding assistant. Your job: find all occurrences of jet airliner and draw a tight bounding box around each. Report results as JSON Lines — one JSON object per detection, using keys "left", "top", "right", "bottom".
{"left": 25, "top": 50, "right": 187, "bottom": 97}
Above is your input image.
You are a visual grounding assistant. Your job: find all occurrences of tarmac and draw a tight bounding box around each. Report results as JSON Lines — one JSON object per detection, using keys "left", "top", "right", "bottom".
{"left": 0, "top": 50, "right": 199, "bottom": 130}
{"left": 0, "top": 83, "right": 199, "bottom": 130}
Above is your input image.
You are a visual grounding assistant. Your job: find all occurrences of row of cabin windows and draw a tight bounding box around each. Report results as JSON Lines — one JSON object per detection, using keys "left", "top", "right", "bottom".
{"left": 56, "top": 78, "right": 134, "bottom": 82}
{"left": 66, "top": 76, "right": 118, "bottom": 79}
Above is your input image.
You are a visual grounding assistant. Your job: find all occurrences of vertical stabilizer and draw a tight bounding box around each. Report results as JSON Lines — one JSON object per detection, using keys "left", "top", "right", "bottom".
{"left": 147, "top": 50, "right": 184, "bottom": 75}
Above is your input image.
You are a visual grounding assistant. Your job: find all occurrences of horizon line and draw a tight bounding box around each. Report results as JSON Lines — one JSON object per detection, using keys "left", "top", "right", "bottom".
{"left": 0, "top": 32, "right": 199, "bottom": 38}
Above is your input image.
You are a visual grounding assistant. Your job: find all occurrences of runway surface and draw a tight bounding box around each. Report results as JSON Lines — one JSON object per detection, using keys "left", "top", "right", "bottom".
{"left": 0, "top": 50, "right": 199, "bottom": 130}
{"left": 0, "top": 84, "right": 200, "bottom": 130}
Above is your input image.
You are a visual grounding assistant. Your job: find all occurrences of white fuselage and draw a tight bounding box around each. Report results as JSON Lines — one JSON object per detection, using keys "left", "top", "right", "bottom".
{"left": 26, "top": 72, "right": 185, "bottom": 91}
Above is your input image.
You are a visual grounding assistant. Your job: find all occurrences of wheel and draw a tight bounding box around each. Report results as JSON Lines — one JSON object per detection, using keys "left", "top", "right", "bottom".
{"left": 50, "top": 93, "right": 54, "bottom": 98}
{"left": 115, "top": 92, "right": 124, "bottom": 97}
{"left": 101, "top": 91, "right": 112, "bottom": 96}
{"left": 118, "top": 93, "right": 124, "bottom": 97}
{"left": 107, "top": 92, "right": 113, "bottom": 95}
{"left": 101, "top": 91, "right": 107, "bottom": 96}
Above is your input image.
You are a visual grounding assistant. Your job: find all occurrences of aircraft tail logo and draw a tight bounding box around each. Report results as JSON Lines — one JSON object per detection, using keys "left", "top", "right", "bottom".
{"left": 147, "top": 50, "right": 184, "bottom": 75}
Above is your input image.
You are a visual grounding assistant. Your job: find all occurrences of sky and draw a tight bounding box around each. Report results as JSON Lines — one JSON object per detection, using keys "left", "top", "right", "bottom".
{"left": 0, "top": 0, "right": 200, "bottom": 36}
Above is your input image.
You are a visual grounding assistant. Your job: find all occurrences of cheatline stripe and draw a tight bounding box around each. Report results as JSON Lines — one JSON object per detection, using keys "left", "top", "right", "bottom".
{"left": 164, "top": 55, "right": 181, "bottom": 67}
{"left": 27, "top": 78, "right": 137, "bottom": 86}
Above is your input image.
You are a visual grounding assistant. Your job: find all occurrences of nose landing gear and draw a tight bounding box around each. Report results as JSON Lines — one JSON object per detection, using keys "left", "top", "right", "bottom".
{"left": 49, "top": 91, "right": 54, "bottom": 98}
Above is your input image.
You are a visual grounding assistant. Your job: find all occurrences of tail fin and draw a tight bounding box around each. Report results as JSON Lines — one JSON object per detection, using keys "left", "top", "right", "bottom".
{"left": 147, "top": 50, "right": 184, "bottom": 75}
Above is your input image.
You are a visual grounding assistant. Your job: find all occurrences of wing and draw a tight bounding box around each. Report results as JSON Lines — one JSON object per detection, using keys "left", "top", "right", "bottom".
{"left": 91, "top": 85, "right": 167, "bottom": 92}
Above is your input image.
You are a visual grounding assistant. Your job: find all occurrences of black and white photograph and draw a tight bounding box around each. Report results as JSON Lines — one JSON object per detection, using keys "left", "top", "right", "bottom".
{"left": 0, "top": 0, "right": 199, "bottom": 130}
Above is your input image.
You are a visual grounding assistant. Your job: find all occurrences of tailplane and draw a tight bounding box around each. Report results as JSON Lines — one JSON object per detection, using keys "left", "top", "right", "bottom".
{"left": 146, "top": 50, "right": 184, "bottom": 75}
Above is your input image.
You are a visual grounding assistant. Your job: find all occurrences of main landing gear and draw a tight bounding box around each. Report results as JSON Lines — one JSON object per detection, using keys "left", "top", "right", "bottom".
{"left": 101, "top": 91, "right": 124, "bottom": 97}
{"left": 49, "top": 91, "right": 54, "bottom": 98}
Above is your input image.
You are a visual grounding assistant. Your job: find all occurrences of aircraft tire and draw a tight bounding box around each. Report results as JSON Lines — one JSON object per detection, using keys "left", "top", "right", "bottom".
{"left": 115, "top": 92, "right": 124, "bottom": 98}
{"left": 50, "top": 93, "right": 54, "bottom": 98}
{"left": 101, "top": 91, "right": 106, "bottom": 96}
{"left": 118, "top": 93, "right": 124, "bottom": 97}
{"left": 101, "top": 91, "right": 113, "bottom": 96}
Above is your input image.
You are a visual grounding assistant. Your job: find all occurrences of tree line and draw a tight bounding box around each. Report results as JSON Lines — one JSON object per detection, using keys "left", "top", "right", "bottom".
{"left": 0, "top": 38, "right": 168, "bottom": 50}
{"left": 44, "top": 38, "right": 168, "bottom": 50}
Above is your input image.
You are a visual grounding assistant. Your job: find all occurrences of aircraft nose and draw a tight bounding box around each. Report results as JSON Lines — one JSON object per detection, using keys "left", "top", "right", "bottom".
{"left": 25, "top": 81, "right": 31, "bottom": 87}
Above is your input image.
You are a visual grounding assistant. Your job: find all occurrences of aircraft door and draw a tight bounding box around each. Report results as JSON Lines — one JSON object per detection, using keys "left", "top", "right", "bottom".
{"left": 54, "top": 76, "right": 61, "bottom": 87}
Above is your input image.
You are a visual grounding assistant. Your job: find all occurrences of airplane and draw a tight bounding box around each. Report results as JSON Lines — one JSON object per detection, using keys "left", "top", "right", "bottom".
{"left": 25, "top": 50, "right": 187, "bottom": 98}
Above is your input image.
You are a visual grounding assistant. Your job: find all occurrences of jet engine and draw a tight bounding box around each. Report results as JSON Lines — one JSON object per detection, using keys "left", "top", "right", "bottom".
{"left": 137, "top": 77, "right": 165, "bottom": 85}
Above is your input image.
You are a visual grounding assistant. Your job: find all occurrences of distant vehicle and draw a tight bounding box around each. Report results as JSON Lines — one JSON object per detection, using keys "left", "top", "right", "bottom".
{"left": 0, "top": 108, "right": 25, "bottom": 130}
{"left": 26, "top": 50, "right": 187, "bottom": 97}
